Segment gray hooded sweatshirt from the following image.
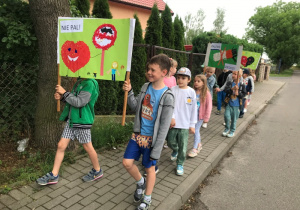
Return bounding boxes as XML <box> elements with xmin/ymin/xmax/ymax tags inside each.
<box><xmin>127</xmin><ymin>82</ymin><xmax>174</xmax><ymax>160</ymax></box>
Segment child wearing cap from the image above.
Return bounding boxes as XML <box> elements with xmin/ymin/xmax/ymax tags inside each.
<box><xmin>167</xmin><ymin>67</ymin><xmax>197</xmax><ymax>175</ymax></box>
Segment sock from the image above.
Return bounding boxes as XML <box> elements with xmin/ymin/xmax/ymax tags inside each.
<box><xmin>92</xmin><ymin>168</ymin><xmax>101</xmax><ymax>173</ymax></box>
<box><xmin>50</xmin><ymin>172</ymin><xmax>58</xmax><ymax>178</ymax></box>
<box><xmin>144</xmin><ymin>194</ymin><xmax>151</xmax><ymax>202</ymax></box>
<box><xmin>136</xmin><ymin>177</ymin><xmax>144</xmax><ymax>185</ymax></box>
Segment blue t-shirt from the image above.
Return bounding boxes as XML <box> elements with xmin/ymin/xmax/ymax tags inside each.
<box><xmin>141</xmin><ymin>84</ymin><xmax>168</xmax><ymax>136</ymax></box>
<box><xmin>229</xmin><ymin>82</ymin><xmax>240</xmax><ymax>107</ymax></box>
<box><xmin>111</xmin><ymin>69</ymin><xmax>117</xmax><ymax>74</ymax></box>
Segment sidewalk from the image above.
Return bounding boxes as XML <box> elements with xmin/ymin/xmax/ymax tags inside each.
<box><xmin>0</xmin><ymin>79</ymin><xmax>285</xmax><ymax>210</ymax></box>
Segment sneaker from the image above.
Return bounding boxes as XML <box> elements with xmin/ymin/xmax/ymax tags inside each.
<box><xmin>36</xmin><ymin>172</ymin><xmax>59</xmax><ymax>185</ymax></box>
<box><xmin>82</xmin><ymin>168</ymin><xmax>103</xmax><ymax>182</ymax></box>
<box><xmin>134</xmin><ymin>177</ymin><xmax>146</xmax><ymax>202</ymax></box>
<box><xmin>188</xmin><ymin>149</ymin><xmax>198</xmax><ymax>158</ymax></box>
<box><xmin>163</xmin><ymin>144</ymin><xmax>168</xmax><ymax>149</ymax></box>
<box><xmin>136</xmin><ymin>197</ymin><xmax>152</xmax><ymax>210</ymax></box>
<box><xmin>222</xmin><ymin>129</ymin><xmax>230</xmax><ymax>136</ymax></box>
<box><xmin>176</xmin><ymin>165</ymin><xmax>184</xmax><ymax>176</ymax></box>
<box><xmin>144</xmin><ymin>166</ymin><xmax>159</xmax><ymax>177</ymax></box>
<box><xmin>197</xmin><ymin>144</ymin><xmax>203</xmax><ymax>153</ymax></box>
<box><xmin>244</xmin><ymin>108</ymin><xmax>247</xmax><ymax>113</ymax></box>
<box><xmin>202</xmin><ymin>123</ymin><xmax>208</xmax><ymax>128</ymax></box>
<box><xmin>239</xmin><ymin>115</ymin><xmax>244</xmax><ymax>118</ymax></box>
<box><xmin>170</xmin><ymin>152</ymin><xmax>178</xmax><ymax>161</ymax></box>
<box><xmin>227</xmin><ymin>132</ymin><xmax>235</xmax><ymax>138</ymax></box>
<box><xmin>215</xmin><ymin>110</ymin><xmax>220</xmax><ymax>115</ymax></box>
<box><xmin>223</xmin><ymin>122</ymin><xmax>226</xmax><ymax>126</ymax></box>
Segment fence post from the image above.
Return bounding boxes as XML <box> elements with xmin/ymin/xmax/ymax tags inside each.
<box><xmin>188</xmin><ymin>52</ymin><xmax>193</xmax><ymax>72</ymax></box>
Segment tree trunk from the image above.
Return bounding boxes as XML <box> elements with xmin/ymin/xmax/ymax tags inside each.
<box><xmin>29</xmin><ymin>0</ymin><xmax>71</xmax><ymax>148</ymax></box>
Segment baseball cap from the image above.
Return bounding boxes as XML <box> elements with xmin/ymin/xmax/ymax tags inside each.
<box><xmin>176</xmin><ymin>67</ymin><xmax>191</xmax><ymax>78</ymax></box>
<box><xmin>243</xmin><ymin>69</ymin><xmax>250</xmax><ymax>75</ymax></box>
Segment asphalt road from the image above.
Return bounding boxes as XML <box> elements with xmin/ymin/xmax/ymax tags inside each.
<box><xmin>196</xmin><ymin>71</ymin><xmax>300</xmax><ymax>210</ymax></box>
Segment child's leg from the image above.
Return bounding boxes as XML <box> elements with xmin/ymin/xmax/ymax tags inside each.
<box><xmin>193</xmin><ymin>120</ymin><xmax>203</xmax><ymax>149</ymax></box>
<box><xmin>230</xmin><ymin>107</ymin><xmax>240</xmax><ymax>132</ymax></box>
<box><xmin>144</xmin><ymin>165</ymin><xmax>156</xmax><ymax>195</ymax></box>
<box><xmin>167</xmin><ymin>128</ymin><xmax>179</xmax><ymax>153</ymax></box>
<box><xmin>244</xmin><ymin>95</ymin><xmax>248</xmax><ymax>109</ymax></box>
<box><xmin>177</xmin><ymin>129</ymin><xmax>189</xmax><ymax>166</ymax></box>
<box><xmin>217</xmin><ymin>91</ymin><xmax>222</xmax><ymax>111</ymax></box>
<box><xmin>123</xmin><ymin>158</ymin><xmax>142</xmax><ymax>181</ymax></box>
<box><xmin>224</xmin><ymin>105</ymin><xmax>231</xmax><ymax>130</ymax></box>
<box><xmin>52</xmin><ymin>138</ymin><xmax>71</xmax><ymax>176</ymax></box>
<box><xmin>83</xmin><ymin>142</ymin><xmax>100</xmax><ymax>171</ymax></box>
<box><xmin>239</xmin><ymin>98</ymin><xmax>246</xmax><ymax>116</ymax></box>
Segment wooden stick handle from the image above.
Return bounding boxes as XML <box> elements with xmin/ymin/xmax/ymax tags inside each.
<box><xmin>121</xmin><ymin>71</ymin><xmax>131</xmax><ymax>126</ymax></box>
<box><xmin>57</xmin><ymin>64</ymin><xmax>61</xmax><ymax>112</ymax></box>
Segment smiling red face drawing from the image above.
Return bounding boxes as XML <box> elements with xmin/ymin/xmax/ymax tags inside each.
<box><xmin>61</xmin><ymin>41</ymin><xmax>90</xmax><ymax>73</ymax></box>
<box><xmin>92</xmin><ymin>24</ymin><xmax>117</xmax><ymax>50</ymax></box>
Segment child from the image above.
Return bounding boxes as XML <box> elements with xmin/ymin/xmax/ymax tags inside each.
<box><xmin>188</xmin><ymin>74</ymin><xmax>212</xmax><ymax>157</ymax></box>
<box><xmin>36</xmin><ymin>78</ymin><xmax>102</xmax><ymax>185</ymax></box>
<box><xmin>203</xmin><ymin>66</ymin><xmax>216</xmax><ymax>128</ymax></box>
<box><xmin>222</xmin><ymin>70</ymin><xmax>247</xmax><ymax>137</ymax></box>
<box><xmin>167</xmin><ymin>67</ymin><xmax>197</xmax><ymax>175</ymax></box>
<box><xmin>239</xmin><ymin>69</ymin><xmax>254</xmax><ymax>118</ymax></box>
<box><xmin>215</xmin><ymin>69</ymin><xmax>231</xmax><ymax>115</ymax></box>
<box><xmin>163</xmin><ymin>58</ymin><xmax>177</xmax><ymax>88</ymax></box>
<box><xmin>122</xmin><ymin>54</ymin><xmax>174</xmax><ymax>210</ymax></box>
<box><xmin>246</xmin><ymin>69</ymin><xmax>255</xmax><ymax>106</ymax></box>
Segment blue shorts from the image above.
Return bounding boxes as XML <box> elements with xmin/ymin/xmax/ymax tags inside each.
<box><xmin>123</xmin><ymin>133</ymin><xmax>157</xmax><ymax>168</ymax></box>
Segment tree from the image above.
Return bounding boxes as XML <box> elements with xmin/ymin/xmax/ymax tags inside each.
<box><xmin>184</xmin><ymin>9</ymin><xmax>205</xmax><ymax>44</ymax></box>
<box><xmin>161</xmin><ymin>4</ymin><xmax>174</xmax><ymax>49</ymax></box>
<box><xmin>145</xmin><ymin>3</ymin><xmax>162</xmax><ymax>46</ymax></box>
<box><xmin>246</xmin><ymin>1</ymin><xmax>300</xmax><ymax>69</ymax></box>
<box><xmin>173</xmin><ymin>15</ymin><xmax>186</xmax><ymax>67</ymax></box>
<box><xmin>74</xmin><ymin>0</ymin><xmax>90</xmax><ymax>16</ymax></box>
<box><xmin>212</xmin><ymin>8</ymin><xmax>227</xmax><ymax>35</ymax></box>
<box><xmin>92</xmin><ymin>0</ymin><xmax>112</xmax><ymax>19</ymax></box>
<box><xmin>29</xmin><ymin>0</ymin><xmax>71</xmax><ymax>148</ymax></box>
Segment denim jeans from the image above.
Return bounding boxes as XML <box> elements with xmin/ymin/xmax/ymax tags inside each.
<box><xmin>239</xmin><ymin>98</ymin><xmax>246</xmax><ymax>116</ymax></box>
<box><xmin>224</xmin><ymin>105</ymin><xmax>239</xmax><ymax>132</ymax></box>
<box><xmin>193</xmin><ymin>120</ymin><xmax>204</xmax><ymax>149</ymax></box>
<box><xmin>217</xmin><ymin>91</ymin><xmax>226</xmax><ymax>111</ymax></box>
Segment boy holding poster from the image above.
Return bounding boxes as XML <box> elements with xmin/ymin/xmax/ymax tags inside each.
<box><xmin>36</xmin><ymin>78</ymin><xmax>102</xmax><ymax>185</ymax></box>
<box><xmin>122</xmin><ymin>54</ymin><xmax>174</xmax><ymax>209</ymax></box>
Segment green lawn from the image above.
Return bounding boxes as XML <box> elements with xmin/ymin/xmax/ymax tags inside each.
<box><xmin>270</xmin><ymin>69</ymin><xmax>294</xmax><ymax>77</ymax></box>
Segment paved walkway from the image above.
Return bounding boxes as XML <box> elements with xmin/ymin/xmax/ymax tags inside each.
<box><xmin>0</xmin><ymin>79</ymin><xmax>285</xmax><ymax>210</ymax></box>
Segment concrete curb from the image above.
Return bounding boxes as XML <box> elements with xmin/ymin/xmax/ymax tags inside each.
<box><xmin>156</xmin><ymin>81</ymin><xmax>285</xmax><ymax>210</ymax></box>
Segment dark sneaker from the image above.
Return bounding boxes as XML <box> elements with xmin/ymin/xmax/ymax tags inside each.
<box><xmin>239</xmin><ymin>115</ymin><xmax>244</xmax><ymax>118</ymax></box>
<box><xmin>36</xmin><ymin>172</ymin><xmax>59</xmax><ymax>185</ymax></box>
<box><xmin>82</xmin><ymin>168</ymin><xmax>103</xmax><ymax>182</ymax></box>
<box><xmin>136</xmin><ymin>197</ymin><xmax>152</xmax><ymax>210</ymax></box>
<box><xmin>144</xmin><ymin>165</ymin><xmax>159</xmax><ymax>177</ymax></box>
<box><xmin>134</xmin><ymin>177</ymin><xmax>146</xmax><ymax>202</ymax></box>
<box><xmin>215</xmin><ymin>110</ymin><xmax>220</xmax><ymax>115</ymax></box>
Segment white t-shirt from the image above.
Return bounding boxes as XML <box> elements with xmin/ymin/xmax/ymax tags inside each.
<box><xmin>171</xmin><ymin>86</ymin><xmax>197</xmax><ymax>129</ymax></box>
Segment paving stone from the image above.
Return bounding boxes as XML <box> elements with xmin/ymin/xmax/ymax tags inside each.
<box><xmin>8</xmin><ymin>196</ymin><xmax>33</xmax><ymax>209</ymax></box>
<box><xmin>62</xmin><ymin>186</ymin><xmax>82</xmax><ymax>198</ymax></box>
<box><xmin>110</xmin><ymin>192</ymin><xmax>129</xmax><ymax>204</ymax></box>
<box><xmin>106</xmin><ymin>160</ymin><xmax>119</xmax><ymax>168</ymax></box>
<box><xmin>48</xmin><ymin>186</ymin><xmax>69</xmax><ymax>198</ymax></box>
<box><xmin>110</xmin><ymin>184</ymin><xmax>127</xmax><ymax>195</ymax></box>
<box><xmin>78</xmin><ymin>186</ymin><xmax>97</xmax><ymax>198</ymax></box>
<box><xmin>31</xmin><ymin>186</ymin><xmax>53</xmax><ymax>200</ymax></box>
<box><xmin>95</xmin><ymin>185</ymin><xmax>113</xmax><ymax>196</ymax></box>
<box><xmin>79</xmin><ymin>193</ymin><xmax>98</xmax><ymax>206</ymax></box>
<box><xmin>108</xmin><ymin>178</ymin><xmax>124</xmax><ymax>187</ymax></box>
<box><xmin>43</xmin><ymin>195</ymin><xmax>66</xmax><ymax>209</ymax></box>
<box><xmin>155</xmin><ymin>183</ymin><xmax>173</xmax><ymax>193</ymax></box>
<box><xmin>48</xmin><ymin>179</ymin><xmax>70</xmax><ymax>190</ymax></box>
<box><xmin>27</xmin><ymin>195</ymin><xmax>51</xmax><ymax>209</ymax></box>
<box><xmin>61</xmin><ymin>194</ymin><xmax>82</xmax><ymax>208</ymax></box>
<box><xmin>19</xmin><ymin>186</ymin><xmax>35</xmax><ymax>196</ymax></box>
<box><xmin>98</xmin><ymin>192</ymin><xmax>115</xmax><ymax>204</ymax></box>
<box><xmin>126</xmin><ymin>204</ymin><xmax>136</xmax><ymax>210</ymax></box>
<box><xmin>106</xmin><ymin>172</ymin><xmax>122</xmax><ymax>181</ymax></box>
<box><xmin>66</xmin><ymin>171</ymin><xmax>84</xmax><ymax>182</ymax></box>
<box><xmin>70</xmin><ymin>163</ymin><xmax>85</xmax><ymax>171</ymax></box>
<box><xmin>65</xmin><ymin>179</ymin><xmax>83</xmax><ymax>189</ymax></box>
<box><xmin>111</xmin><ymin>201</ymin><xmax>131</xmax><ymax>210</ymax></box>
<box><xmin>105</xmin><ymin>166</ymin><xmax>120</xmax><ymax>175</ymax></box>
<box><xmin>122</xmin><ymin>177</ymin><xmax>135</xmax><ymax>186</ymax></box>
<box><xmin>82</xmin><ymin>201</ymin><xmax>101</xmax><ymax>210</ymax></box>
<box><xmin>77</xmin><ymin>159</ymin><xmax>90</xmax><ymax>167</ymax></box>
<box><xmin>18</xmin><ymin>206</ymin><xmax>31</xmax><ymax>210</ymax></box>
<box><xmin>98</xmin><ymin>201</ymin><xmax>116</xmax><ymax>210</ymax></box>
<box><xmin>159</xmin><ymin>180</ymin><xmax>177</xmax><ymax>189</ymax></box>
<box><xmin>35</xmin><ymin>206</ymin><xmax>47</xmax><ymax>210</ymax></box>
<box><xmin>123</xmin><ymin>184</ymin><xmax>135</xmax><ymax>195</ymax></box>
<box><xmin>151</xmin><ymin>193</ymin><xmax>166</xmax><ymax>202</ymax></box>
<box><xmin>0</xmin><ymin>194</ymin><xmax>17</xmax><ymax>206</ymax></box>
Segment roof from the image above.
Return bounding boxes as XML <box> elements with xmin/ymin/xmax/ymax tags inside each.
<box><xmin>109</xmin><ymin>0</ymin><xmax>173</xmax><ymax>13</ymax></box>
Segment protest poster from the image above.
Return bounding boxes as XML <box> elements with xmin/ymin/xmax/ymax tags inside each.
<box><xmin>241</xmin><ymin>51</ymin><xmax>261</xmax><ymax>69</ymax></box>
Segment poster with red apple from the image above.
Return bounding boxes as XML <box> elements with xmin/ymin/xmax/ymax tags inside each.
<box><xmin>241</xmin><ymin>51</ymin><xmax>261</xmax><ymax>70</ymax></box>
<box><xmin>57</xmin><ymin>17</ymin><xmax>135</xmax><ymax>81</ymax></box>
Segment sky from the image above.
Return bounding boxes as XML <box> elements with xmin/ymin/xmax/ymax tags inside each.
<box><xmin>165</xmin><ymin>0</ymin><xmax>295</xmax><ymax>38</ymax></box>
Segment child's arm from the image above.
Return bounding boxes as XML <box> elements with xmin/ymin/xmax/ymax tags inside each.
<box><xmin>203</xmin><ymin>92</ymin><xmax>212</xmax><ymax>123</ymax></box>
<box><xmin>213</xmin><ymin>74</ymin><xmax>219</xmax><ymax>89</ymax></box>
<box><xmin>123</xmin><ymin>80</ymin><xmax>145</xmax><ymax>112</ymax></box>
<box><xmin>249</xmin><ymin>76</ymin><xmax>254</xmax><ymax>93</ymax></box>
<box><xmin>189</xmin><ymin>92</ymin><xmax>197</xmax><ymax>134</ymax></box>
<box><xmin>150</xmin><ymin>93</ymin><xmax>175</xmax><ymax>160</ymax></box>
<box><xmin>57</xmin><ymin>85</ymin><xmax>91</xmax><ymax>108</ymax></box>
<box><xmin>207</xmin><ymin>77</ymin><xmax>215</xmax><ymax>92</ymax></box>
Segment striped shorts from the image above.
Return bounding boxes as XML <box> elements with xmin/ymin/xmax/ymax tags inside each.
<box><xmin>61</xmin><ymin>121</ymin><xmax>91</xmax><ymax>144</ymax></box>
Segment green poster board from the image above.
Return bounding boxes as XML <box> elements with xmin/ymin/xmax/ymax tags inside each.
<box><xmin>241</xmin><ymin>51</ymin><xmax>261</xmax><ymax>69</ymax></box>
<box><xmin>57</xmin><ymin>17</ymin><xmax>135</xmax><ymax>81</ymax></box>
<box><xmin>204</xmin><ymin>43</ymin><xmax>243</xmax><ymax>71</ymax></box>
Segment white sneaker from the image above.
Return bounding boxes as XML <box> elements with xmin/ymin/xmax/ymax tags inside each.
<box><xmin>247</xmin><ymin>102</ymin><xmax>250</xmax><ymax>105</ymax></box>
<box><xmin>223</xmin><ymin>122</ymin><xmax>226</xmax><ymax>126</ymax></box>
<box><xmin>244</xmin><ymin>108</ymin><xmax>247</xmax><ymax>113</ymax></box>
<box><xmin>202</xmin><ymin>123</ymin><xmax>208</xmax><ymax>128</ymax></box>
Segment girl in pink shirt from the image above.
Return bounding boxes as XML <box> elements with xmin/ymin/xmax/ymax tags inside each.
<box><xmin>188</xmin><ymin>74</ymin><xmax>212</xmax><ymax>157</ymax></box>
<box><xmin>163</xmin><ymin>58</ymin><xmax>177</xmax><ymax>88</ymax></box>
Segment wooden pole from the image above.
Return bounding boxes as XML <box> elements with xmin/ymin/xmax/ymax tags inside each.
<box><xmin>121</xmin><ymin>71</ymin><xmax>131</xmax><ymax>126</ymax></box>
<box><xmin>57</xmin><ymin>64</ymin><xmax>61</xmax><ymax>112</ymax></box>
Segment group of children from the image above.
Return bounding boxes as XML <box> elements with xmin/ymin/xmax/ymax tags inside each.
<box><xmin>36</xmin><ymin>53</ymin><xmax>255</xmax><ymax>210</ymax></box>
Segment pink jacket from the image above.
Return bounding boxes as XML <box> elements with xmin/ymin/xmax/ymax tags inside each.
<box><xmin>198</xmin><ymin>90</ymin><xmax>212</xmax><ymax>122</ymax></box>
